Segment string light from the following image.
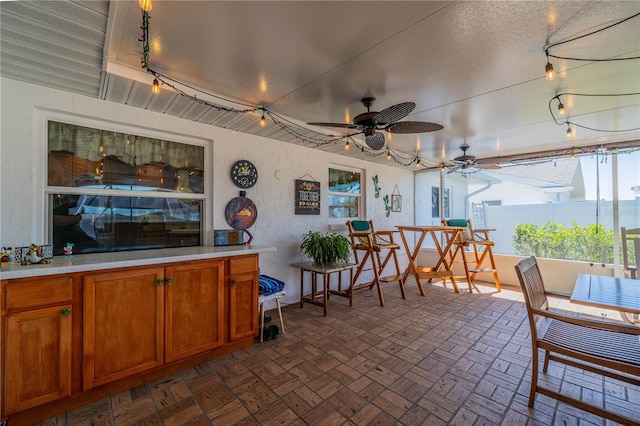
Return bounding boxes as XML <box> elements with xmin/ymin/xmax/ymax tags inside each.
<box><xmin>545</xmin><ymin>51</ymin><xmax>555</xmax><ymax>81</ymax></box>
<box><xmin>139</xmin><ymin>0</ymin><xmax>152</xmax><ymax>12</ymax></box>
<box><xmin>548</xmin><ymin>92</ymin><xmax>640</xmax><ymax>135</ymax></box>
<box><xmin>544</xmin><ymin>12</ymin><xmax>640</xmax><ymax>64</ymax></box>
<box><xmin>136</xmin><ymin>4</ymin><xmax>439</xmax><ymax>169</ymax></box>
<box><xmin>566</xmin><ymin>123</ymin><xmax>572</xmax><ymax>138</ymax></box>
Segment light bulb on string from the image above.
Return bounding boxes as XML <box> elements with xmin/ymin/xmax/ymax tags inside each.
<box><xmin>152</xmin><ymin>78</ymin><xmax>160</xmax><ymax>95</ymax></box>
<box><xmin>545</xmin><ymin>51</ymin><xmax>555</xmax><ymax>81</ymax></box>
<box><xmin>345</xmin><ymin>140</ymin><xmax>350</xmax><ymax>150</ymax></box>
<box><xmin>260</xmin><ymin>114</ymin><xmax>266</xmax><ymax>127</ymax></box>
<box><xmin>558</xmin><ymin>101</ymin><xmax>565</xmax><ymax>115</ymax></box>
<box><xmin>139</xmin><ymin>0</ymin><xmax>152</xmax><ymax>12</ymax></box>
<box><xmin>386</xmin><ymin>149</ymin><xmax>391</xmax><ymax>160</ymax></box>
<box><xmin>566</xmin><ymin>123</ymin><xmax>572</xmax><ymax>138</ymax></box>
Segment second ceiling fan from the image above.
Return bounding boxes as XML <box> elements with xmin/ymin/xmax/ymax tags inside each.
<box><xmin>448</xmin><ymin>142</ymin><xmax>500</xmax><ymax>173</ymax></box>
<box><xmin>308</xmin><ymin>96</ymin><xmax>443</xmax><ymax>150</ymax></box>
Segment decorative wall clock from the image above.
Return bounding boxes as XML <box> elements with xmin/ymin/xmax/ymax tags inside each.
<box><xmin>230</xmin><ymin>160</ymin><xmax>258</xmax><ymax>188</ymax></box>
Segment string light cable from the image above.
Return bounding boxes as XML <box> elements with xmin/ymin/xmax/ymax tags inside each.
<box><xmin>544</xmin><ymin>12</ymin><xmax>640</xmax><ymax>63</ymax></box>
<box><xmin>548</xmin><ymin>92</ymin><xmax>640</xmax><ymax>133</ymax></box>
<box><xmin>138</xmin><ymin>4</ymin><xmax>435</xmax><ymax>167</ymax></box>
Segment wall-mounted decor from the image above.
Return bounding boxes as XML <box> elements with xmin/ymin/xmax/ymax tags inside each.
<box><xmin>295</xmin><ymin>178</ymin><xmax>320</xmax><ymax>215</ymax></box>
<box><xmin>231</xmin><ymin>160</ymin><xmax>258</xmax><ymax>189</ymax></box>
<box><xmin>372</xmin><ymin>175</ymin><xmax>381</xmax><ymax>198</ymax></box>
<box><xmin>225</xmin><ymin>191</ymin><xmax>257</xmax><ymax>244</ymax></box>
<box><xmin>383</xmin><ymin>195</ymin><xmax>391</xmax><ymax>217</ymax></box>
<box><xmin>391</xmin><ymin>185</ymin><xmax>402</xmax><ymax>212</ymax></box>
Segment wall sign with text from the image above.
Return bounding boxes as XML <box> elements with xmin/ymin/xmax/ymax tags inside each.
<box><xmin>295</xmin><ymin>180</ymin><xmax>320</xmax><ymax>215</ymax></box>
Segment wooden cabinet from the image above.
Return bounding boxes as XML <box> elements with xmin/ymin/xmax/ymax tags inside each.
<box><xmin>83</xmin><ymin>267</ymin><xmax>165</xmax><ymax>390</ymax></box>
<box><xmin>228</xmin><ymin>255</ymin><xmax>259</xmax><ymax>341</ymax></box>
<box><xmin>165</xmin><ymin>259</ymin><xmax>225</xmax><ymax>362</ymax></box>
<box><xmin>3</xmin><ymin>276</ymin><xmax>73</xmax><ymax>415</ymax></box>
<box><xmin>2</xmin><ymin>252</ymin><xmax>261</xmax><ymax>421</ymax></box>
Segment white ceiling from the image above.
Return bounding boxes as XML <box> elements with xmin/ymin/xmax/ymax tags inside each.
<box><xmin>2</xmin><ymin>1</ymin><xmax>639</xmax><ymax>169</ymax></box>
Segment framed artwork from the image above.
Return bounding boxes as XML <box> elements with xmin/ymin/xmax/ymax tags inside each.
<box><xmin>295</xmin><ymin>179</ymin><xmax>320</xmax><ymax>215</ymax></box>
<box><xmin>391</xmin><ymin>194</ymin><xmax>402</xmax><ymax>212</ymax></box>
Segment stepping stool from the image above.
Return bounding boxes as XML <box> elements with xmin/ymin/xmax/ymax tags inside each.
<box><xmin>258</xmin><ymin>290</ymin><xmax>286</xmax><ymax>342</ymax></box>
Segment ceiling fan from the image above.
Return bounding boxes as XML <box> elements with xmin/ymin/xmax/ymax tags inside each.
<box><xmin>448</xmin><ymin>143</ymin><xmax>500</xmax><ymax>173</ymax></box>
<box><xmin>308</xmin><ymin>96</ymin><xmax>443</xmax><ymax>150</ymax></box>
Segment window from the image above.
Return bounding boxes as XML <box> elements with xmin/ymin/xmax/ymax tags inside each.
<box><xmin>47</xmin><ymin>121</ymin><xmax>205</xmax><ymax>255</ymax></box>
<box><xmin>328</xmin><ymin>167</ymin><xmax>362</xmax><ymax>220</ymax></box>
<box><xmin>431</xmin><ymin>186</ymin><xmax>450</xmax><ymax>218</ymax></box>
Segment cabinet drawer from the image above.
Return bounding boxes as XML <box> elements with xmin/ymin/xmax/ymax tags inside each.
<box><xmin>228</xmin><ymin>255</ymin><xmax>258</xmax><ymax>275</ymax></box>
<box><xmin>6</xmin><ymin>276</ymin><xmax>73</xmax><ymax>310</ymax></box>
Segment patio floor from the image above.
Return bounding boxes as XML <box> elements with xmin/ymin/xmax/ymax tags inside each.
<box><xmin>36</xmin><ymin>278</ymin><xmax>639</xmax><ymax>425</ymax></box>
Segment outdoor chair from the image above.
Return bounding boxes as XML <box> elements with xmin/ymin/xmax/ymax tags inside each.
<box><xmin>621</xmin><ymin>227</ymin><xmax>639</xmax><ymax>279</ymax></box>
<box><xmin>441</xmin><ymin>218</ymin><xmax>500</xmax><ymax>292</ymax></box>
<box><xmin>514</xmin><ymin>257</ymin><xmax>640</xmax><ymax>425</ymax></box>
<box><xmin>346</xmin><ymin>220</ymin><xmax>405</xmax><ymax>306</ymax></box>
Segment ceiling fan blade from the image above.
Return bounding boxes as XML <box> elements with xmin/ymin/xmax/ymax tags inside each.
<box><xmin>373</xmin><ymin>102</ymin><xmax>415</xmax><ymax>125</ymax></box>
<box><xmin>475</xmin><ymin>163</ymin><xmax>501</xmax><ymax>170</ymax></box>
<box><xmin>365</xmin><ymin>132</ymin><xmax>385</xmax><ymax>150</ymax></box>
<box><xmin>307</xmin><ymin>122</ymin><xmax>358</xmax><ymax>129</ymax></box>
<box><xmin>385</xmin><ymin>121</ymin><xmax>444</xmax><ymax>134</ymax></box>
<box><xmin>454</xmin><ymin>154</ymin><xmax>476</xmax><ymax>163</ymax></box>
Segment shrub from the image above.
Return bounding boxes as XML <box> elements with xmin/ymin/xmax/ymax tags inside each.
<box><xmin>512</xmin><ymin>221</ymin><xmax>614</xmax><ymax>263</ymax></box>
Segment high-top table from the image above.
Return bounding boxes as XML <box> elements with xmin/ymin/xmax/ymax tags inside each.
<box><xmin>396</xmin><ymin>225</ymin><xmax>466</xmax><ymax>294</ymax></box>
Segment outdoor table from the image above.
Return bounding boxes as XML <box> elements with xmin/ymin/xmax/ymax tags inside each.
<box><xmin>396</xmin><ymin>225</ymin><xmax>466</xmax><ymax>294</ymax></box>
<box><xmin>570</xmin><ymin>274</ymin><xmax>640</xmax><ymax>324</ymax></box>
<box><xmin>292</xmin><ymin>261</ymin><xmax>357</xmax><ymax>316</ymax></box>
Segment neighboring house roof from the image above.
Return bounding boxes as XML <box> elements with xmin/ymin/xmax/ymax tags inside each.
<box><xmin>484</xmin><ymin>160</ymin><xmax>580</xmax><ymax>188</ymax></box>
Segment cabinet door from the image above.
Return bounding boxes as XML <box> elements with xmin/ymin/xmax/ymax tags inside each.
<box><xmin>228</xmin><ymin>272</ymin><xmax>259</xmax><ymax>341</ymax></box>
<box><xmin>4</xmin><ymin>305</ymin><xmax>72</xmax><ymax>414</ymax></box>
<box><xmin>165</xmin><ymin>260</ymin><xmax>225</xmax><ymax>362</ymax></box>
<box><xmin>83</xmin><ymin>267</ymin><xmax>164</xmax><ymax>390</ymax></box>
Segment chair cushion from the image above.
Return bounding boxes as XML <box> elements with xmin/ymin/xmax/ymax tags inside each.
<box><xmin>258</xmin><ymin>274</ymin><xmax>285</xmax><ymax>295</ymax></box>
<box><xmin>351</xmin><ymin>220</ymin><xmax>371</xmax><ymax>231</ymax></box>
<box><xmin>446</xmin><ymin>219</ymin><xmax>473</xmax><ymax>242</ymax></box>
<box><xmin>446</xmin><ymin>219</ymin><xmax>468</xmax><ymax>228</ymax></box>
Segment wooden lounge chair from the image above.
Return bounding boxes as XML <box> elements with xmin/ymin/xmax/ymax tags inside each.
<box><xmin>514</xmin><ymin>257</ymin><xmax>640</xmax><ymax>425</ymax></box>
<box><xmin>347</xmin><ymin>220</ymin><xmax>405</xmax><ymax>306</ymax></box>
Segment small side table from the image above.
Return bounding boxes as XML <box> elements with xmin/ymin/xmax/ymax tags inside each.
<box><xmin>292</xmin><ymin>261</ymin><xmax>357</xmax><ymax>316</ymax></box>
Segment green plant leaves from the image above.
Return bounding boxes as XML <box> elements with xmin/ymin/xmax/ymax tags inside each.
<box><xmin>300</xmin><ymin>231</ymin><xmax>351</xmax><ymax>265</ymax></box>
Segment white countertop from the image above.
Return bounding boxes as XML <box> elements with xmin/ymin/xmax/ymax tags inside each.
<box><xmin>0</xmin><ymin>245</ymin><xmax>277</xmax><ymax>280</ymax></box>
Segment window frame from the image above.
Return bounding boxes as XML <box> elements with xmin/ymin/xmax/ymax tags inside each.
<box><xmin>35</xmin><ymin>110</ymin><xmax>212</xmax><ymax>248</ymax></box>
<box><xmin>327</xmin><ymin>165</ymin><xmax>364</xmax><ymax>223</ymax></box>
<box><xmin>431</xmin><ymin>185</ymin><xmax>451</xmax><ymax>218</ymax></box>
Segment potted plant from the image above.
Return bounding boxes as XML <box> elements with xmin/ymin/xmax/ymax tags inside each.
<box><xmin>300</xmin><ymin>231</ymin><xmax>351</xmax><ymax>266</ymax></box>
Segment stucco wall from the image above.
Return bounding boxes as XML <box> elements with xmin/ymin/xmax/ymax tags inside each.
<box><xmin>0</xmin><ymin>78</ymin><xmax>414</xmax><ymax>307</ymax></box>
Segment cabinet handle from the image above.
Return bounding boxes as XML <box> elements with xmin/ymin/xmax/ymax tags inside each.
<box><xmin>231</xmin><ymin>279</ymin><xmax>237</xmax><ymax>286</ymax></box>
<box><xmin>157</xmin><ymin>278</ymin><xmax>164</xmax><ymax>286</ymax></box>
<box><xmin>61</xmin><ymin>308</ymin><xmax>72</xmax><ymax>316</ymax></box>
<box><xmin>165</xmin><ymin>278</ymin><xmax>173</xmax><ymax>285</ymax></box>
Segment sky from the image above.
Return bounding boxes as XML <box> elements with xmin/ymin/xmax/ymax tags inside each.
<box><xmin>580</xmin><ymin>150</ymin><xmax>640</xmax><ymax>200</ymax></box>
